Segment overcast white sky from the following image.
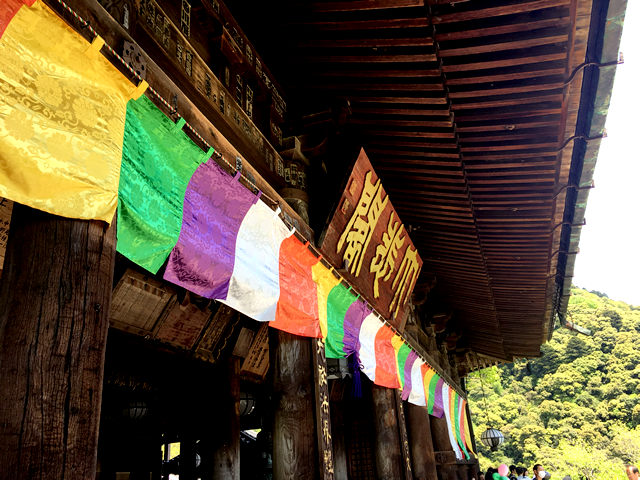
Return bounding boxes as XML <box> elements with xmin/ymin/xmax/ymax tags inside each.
<box><xmin>572</xmin><ymin>0</ymin><xmax>640</xmax><ymax>306</ymax></box>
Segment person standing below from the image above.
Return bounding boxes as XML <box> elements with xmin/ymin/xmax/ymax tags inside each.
<box><xmin>626</xmin><ymin>465</ymin><xmax>639</xmax><ymax>480</ymax></box>
<box><xmin>510</xmin><ymin>465</ymin><xmax>518</xmax><ymax>480</ymax></box>
<box><xmin>533</xmin><ymin>464</ymin><xmax>546</xmax><ymax>480</ymax></box>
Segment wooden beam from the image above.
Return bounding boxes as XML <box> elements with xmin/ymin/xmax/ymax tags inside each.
<box><xmin>308</xmin><ymin>83</ymin><xmax>445</xmax><ymax>91</ymax></box>
<box><xmin>312</xmin><ymin>68</ymin><xmax>441</xmax><ymax>77</ymax></box>
<box><xmin>449</xmin><ymin>83</ymin><xmax>563</xmax><ymax>99</ymax></box>
<box><xmin>304</xmin><ymin>0</ymin><xmax>425</xmax><ymax>12</ymax></box>
<box><xmin>432</xmin><ymin>0</ymin><xmax>571</xmax><ymax>24</ymax></box>
<box><xmin>298</xmin><ymin>38</ymin><xmax>434</xmax><ymax>48</ymax></box>
<box><xmin>451</xmin><ymin>94</ymin><xmax>563</xmax><ymax>110</ymax></box>
<box><xmin>446</xmin><ymin>67</ymin><xmax>565</xmax><ymax>85</ymax></box>
<box><xmin>344</xmin><ymin>96</ymin><xmax>449</xmax><ymax>105</ymax></box>
<box><xmin>288</xmin><ymin>54</ymin><xmax>438</xmax><ymax>63</ymax></box>
<box><xmin>439</xmin><ymin>35</ymin><xmax>569</xmax><ymax>57</ymax></box>
<box><xmin>435</xmin><ymin>17</ymin><xmax>571</xmax><ymax>42</ymax></box>
<box><xmin>442</xmin><ymin>53</ymin><xmax>567</xmax><ymax>73</ymax></box>
<box><xmin>279</xmin><ymin>18</ymin><xmax>430</xmax><ymax>30</ymax></box>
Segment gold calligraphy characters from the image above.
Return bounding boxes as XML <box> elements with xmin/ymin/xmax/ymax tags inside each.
<box><xmin>337</xmin><ymin>169</ymin><xmax>421</xmax><ymax>318</ymax></box>
<box><xmin>337</xmin><ymin>171</ymin><xmax>389</xmax><ymax>277</ymax></box>
<box><xmin>370</xmin><ymin>212</ymin><xmax>405</xmax><ymax>298</ymax></box>
<box><xmin>318</xmin><ymin>365</ymin><xmax>328</xmax><ymax>387</ymax></box>
<box><xmin>389</xmin><ymin>245</ymin><xmax>420</xmax><ymax>318</ymax></box>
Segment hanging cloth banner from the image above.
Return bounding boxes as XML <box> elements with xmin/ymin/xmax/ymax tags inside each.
<box><xmin>117</xmin><ymin>96</ymin><xmax>207</xmax><ymax>273</ymax></box>
<box><xmin>391</xmin><ymin>334</ymin><xmax>411</xmax><ymax>392</ymax></box>
<box><xmin>326</xmin><ymin>292</ymin><xmax>371</xmax><ymax>359</ymax></box>
<box><xmin>453</xmin><ymin>390</ymin><xmax>470</xmax><ymax>459</ymax></box>
<box><xmin>220</xmin><ymin>200</ymin><xmax>293</xmax><ymax>321</ymax></box>
<box><xmin>408</xmin><ymin>359</ymin><xmax>427</xmax><ymax>406</ymax></box>
<box><xmin>357</xmin><ymin>313</ymin><xmax>385</xmax><ymax>383</ymax></box>
<box><xmin>164</xmin><ymin>160</ymin><xmax>295</xmax><ymax>321</ymax></box>
<box><xmin>325</xmin><ymin>283</ymin><xmax>358</xmax><ymax>358</ymax></box>
<box><xmin>371</xmin><ymin>324</ymin><xmax>402</xmax><ymax>389</ymax></box>
<box><xmin>312</xmin><ymin>263</ymin><xmax>342</xmax><ymax>338</ymax></box>
<box><xmin>401</xmin><ymin>350</ymin><xmax>419</xmax><ymax>401</ymax></box>
<box><xmin>442</xmin><ymin>383</ymin><xmax>464</xmax><ymax>460</ymax></box>
<box><xmin>463</xmin><ymin>399</ymin><xmax>476</xmax><ymax>456</ymax></box>
<box><xmin>0</xmin><ymin>1</ymin><xmax>141</xmax><ymax>223</ymax></box>
<box><xmin>164</xmin><ymin>159</ymin><xmax>258</xmax><ymax>298</ymax></box>
<box><xmin>270</xmin><ymin>236</ymin><xmax>323</xmax><ymax>338</ymax></box>
<box><xmin>165</xmin><ymin>159</ymin><xmax>329</xmax><ymax>327</ymax></box>
<box><xmin>432</xmin><ymin>376</ymin><xmax>446</xmax><ymax>418</ymax></box>
<box><xmin>0</xmin><ymin>0</ymin><xmax>472</xmax><ymax>423</ymax></box>
<box><xmin>0</xmin><ymin>0</ymin><xmax>35</xmax><ymax>40</ymax></box>
<box><xmin>456</xmin><ymin>394</ymin><xmax>471</xmax><ymax>459</ymax></box>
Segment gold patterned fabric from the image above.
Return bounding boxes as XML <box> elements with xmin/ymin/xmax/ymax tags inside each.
<box><xmin>0</xmin><ymin>1</ymin><xmax>135</xmax><ymax>223</ymax></box>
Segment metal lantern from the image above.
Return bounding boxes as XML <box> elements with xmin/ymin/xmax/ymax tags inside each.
<box><xmin>239</xmin><ymin>391</ymin><xmax>256</xmax><ymax>416</ymax></box>
<box><xmin>480</xmin><ymin>428</ymin><xmax>504</xmax><ymax>451</ymax></box>
<box><xmin>122</xmin><ymin>400</ymin><xmax>148</xmax><ymax>420</ymax></box>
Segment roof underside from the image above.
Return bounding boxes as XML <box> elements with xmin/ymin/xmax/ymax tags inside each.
<box><xmin>229</xmin><ymin>0</ymin><xmax>618</xmax><ymax>359</ymax></box>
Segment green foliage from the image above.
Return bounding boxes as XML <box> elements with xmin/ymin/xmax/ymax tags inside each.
<box><xmin>468</xmin><ymin>287</ymin><xmax>640</xmax><ymax>479</ymax></box>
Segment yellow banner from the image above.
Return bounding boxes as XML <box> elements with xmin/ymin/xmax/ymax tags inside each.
<box><xmin>0</xmin><ymin>1</ymin><xmax>134</xmax><ymax>223</ymax></box>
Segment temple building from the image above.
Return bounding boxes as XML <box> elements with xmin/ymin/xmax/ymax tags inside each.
<box><xmin>0</xmin><ymin>0</ymin><xmax>626</xmax><ymax>478</ymax></box>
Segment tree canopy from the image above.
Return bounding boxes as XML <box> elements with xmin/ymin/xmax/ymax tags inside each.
<box><xmin>467</xmin><ymin>287</ymin><xmax>640</xmax><ymax>480</ymax></box>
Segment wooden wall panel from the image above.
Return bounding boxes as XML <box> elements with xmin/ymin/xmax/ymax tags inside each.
<box><xmin>110</xmin><ymin>269</ymin><xmax>175</xmax><ymax>336</ymax></box>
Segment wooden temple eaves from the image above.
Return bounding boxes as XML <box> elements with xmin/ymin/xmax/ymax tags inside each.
<box><xmin>0</xmin><ymin>0</ymin><xmax>626</xmax><ymax>479</ymax></box>
<box><xmin>229</xmin><ymin>0</ymin><xmax>623</xmax><ymax>361</ymax></box>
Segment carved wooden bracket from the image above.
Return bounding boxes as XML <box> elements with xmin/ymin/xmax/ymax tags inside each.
<box><xmin>431</xmin><ymin>310</ymin><xmax>452</xmax><ymax>334</ymax></box>
<box><xmin>435</xmin><ymin>451</ymin><xmax>457</xmax><ymax>465</ymax></box>
<box><xmin>445</xmin><ymin>332</ymin><xmax>462</xmax><ymax>351</ymax></box>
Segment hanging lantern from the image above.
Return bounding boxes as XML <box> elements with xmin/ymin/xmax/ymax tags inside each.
<box><xmin>239</xmin><ymin>391</ymin><xmax>256</xmax><ymax>416</ymax></box>
<box><xmin>122</xmin><ymin>400</ymin><xmax>148</xmax><ymax>420</ymax></box>
<box><xmin>480</xmin><ymin>428</ymin><xmax>504</xmax><ymax>451</ymax></box>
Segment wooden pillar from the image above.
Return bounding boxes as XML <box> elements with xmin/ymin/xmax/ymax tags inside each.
<box><xmin>371</xmin><ymin>384</ymin><xmax>404</xmax><ymax>479</ymax></box>
<box><xmin>0</xmin><ymin>205</ymin><xmax>116</xmax><ymax>479</ymax></box>
<box><xmin>212</xmin><ymin>356</ymin><xmax>240</xmax><ymax>479</ymax></box>
<box><xmin>270</xmin><ymin>329</ymin><xmax>317</xmax><ymax>480</ymax></box>
<box><xmin>396</xmin><ymin>393</ymin><xmax>414</xmax><ymax>480</ymax></box>
<box><xmin>430</xmin><ymin>415</ymin><xmax>457</xmax><ymax>480</ymax></box>
<box><xmin>407</xmin><ymin>403</ymin><xmax>438</xmax><ymax>480</ymax></box>
<box><xmin>329</xmin><ymin>381</ymin><xmax>348</xmax><ymax>479</ymax></box>
<box><xmin>312</xmin><ymin>338</ymin><xmax>335</xmax><ymax>480</ymax></box>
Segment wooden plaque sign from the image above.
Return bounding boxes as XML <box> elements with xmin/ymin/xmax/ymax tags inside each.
<box><xmin>319</xmin><ymin>149</ymin><xmax>422</xmax><ymax>328</ymax></box>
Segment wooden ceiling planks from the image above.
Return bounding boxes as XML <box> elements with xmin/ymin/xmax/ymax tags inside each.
<box><xmin>230</xmin><ymin>0</ymin><xmax>593</xmax><ymax>360</ymax></box>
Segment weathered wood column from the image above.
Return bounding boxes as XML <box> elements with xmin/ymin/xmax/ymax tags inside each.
<box><xmin>371</xmin><ymin>384</ymin><xmax>405</xmax><ymax>479</ymax></box>
<box><xmin>407</xmin><ymin>403</ymin><xmax>438</xmax><ymax>480</ymax></box>
<box><xmin>0</xmin><ymin>204</ymin><xmax>117</xmax><ymax>479</ymax></box>
<box><xmin>430</xmin><ymin>414</ymin><xmax>457</xmax><ymax>480</ymax></box>
<box><xmin>211</xmin><ymin>356</ymin><xmax>240</xmax><ymax>479</ymax></box>
<box><xmin>270</xmin><ymin>330</ymin><xmax>317</xmax><ymax>480</ymax></box>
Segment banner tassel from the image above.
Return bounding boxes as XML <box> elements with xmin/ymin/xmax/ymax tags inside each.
<box><xmin>350</xmin><ymin>353</ymin><xmax>363</xmax><ymax>398</ymax></box>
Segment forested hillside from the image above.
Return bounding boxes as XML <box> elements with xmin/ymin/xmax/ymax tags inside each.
<box><xmin>467</xmin><ymin>287</ymin><xmax>640</xmax><ymax>480</ymax></box>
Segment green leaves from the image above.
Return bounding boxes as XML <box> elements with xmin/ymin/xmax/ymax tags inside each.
<box><xmin>468</xmin><ymin>287</ymin><xmax>640</xmax><ymax>476</ymax></box>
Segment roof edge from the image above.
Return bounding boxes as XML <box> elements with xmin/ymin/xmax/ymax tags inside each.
<box><xmin>553</xmin><ymin>0</ymin><xmax>627</xmax><ymax>337</ymax></box>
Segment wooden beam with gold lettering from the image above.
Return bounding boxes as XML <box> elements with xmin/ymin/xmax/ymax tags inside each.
<box><xmin>318</xmin><ymin>148</ymin><xmax>423</xmax><ymax>328</ymax></box>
